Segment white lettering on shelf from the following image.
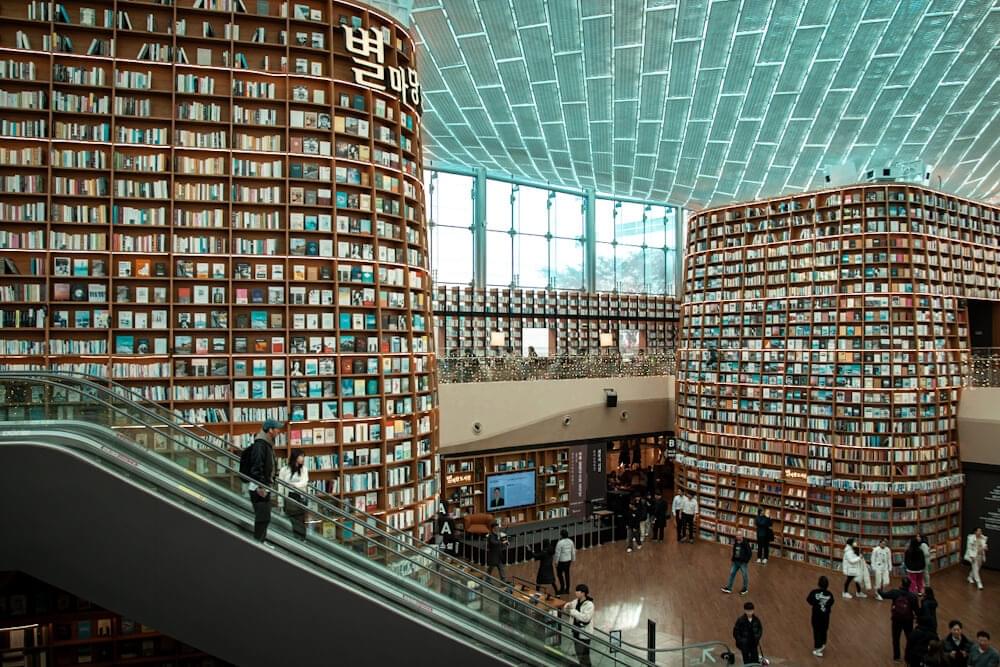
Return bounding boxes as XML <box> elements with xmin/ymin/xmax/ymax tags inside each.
<box><xmin>342</xmin><ymin>26</ymin><xmax>421</xmax><ymax>108</ymax></box>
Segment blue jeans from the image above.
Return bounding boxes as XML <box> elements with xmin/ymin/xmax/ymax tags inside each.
<box><xmin>725</xmin><ymin>562</ymin><xmax>749</xmax><ymax>592</ymax></box>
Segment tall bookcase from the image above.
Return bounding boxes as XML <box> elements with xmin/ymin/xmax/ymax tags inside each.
<box><xmin>675</xmin><ymin>184</ymin><xmax>997</xmax><ymax>570</ymax></box>
<box><xmin>442</xmin><ymin>446</ymin><xmax>571</xmax><ymax>525</ymax></box>
<box><xmin>432</xmin><ymin>285</ymin><xmax>679</xmax><ymax>356</ymax></box>
<box><xmin>0</xmin><ymin>0</ymin><xmax>438</xmax><ymax>533</ymax></box>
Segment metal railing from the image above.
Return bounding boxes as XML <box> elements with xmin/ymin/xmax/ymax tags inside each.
<box><xmin>437</xmin><ymin>352</ymin><xmax>677</xmax><ymax>383</ymax></box>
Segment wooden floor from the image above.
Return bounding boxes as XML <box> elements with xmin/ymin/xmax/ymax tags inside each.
<box><xmin>508</xmin><ymin>532</ymin><xmax>999</xmax><ymax>666</ymax></box>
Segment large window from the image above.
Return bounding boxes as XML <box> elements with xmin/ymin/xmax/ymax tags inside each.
<box><xmin>427</xmin><ymin>171</ymin><xmax>474</xmax><ymax>284</ymax></box>
<box><xmin>425</xmin><ymin>168</ymin><xmax>678</xmax><ymax>294</ymax></box>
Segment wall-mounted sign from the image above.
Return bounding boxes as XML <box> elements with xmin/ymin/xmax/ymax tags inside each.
<box><xmin>342</xmin><ymin>26</ymin><xmax>421</xmax><ymax>108</ymax></box>
<box><xmin>445</xmin><ymin>472</ymin><xmax>473</xmax><ymax>486</ymax></box>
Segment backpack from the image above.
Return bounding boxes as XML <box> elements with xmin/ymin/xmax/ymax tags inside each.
<box><xmin>239</xmin><ymin>441</ymin><xmax>255</xmax><ymax>477</ymax></box>
<box><xmin>891</xmin><ymin>594</ymin><xmax>913</xmax><ymax>621</ymax></box>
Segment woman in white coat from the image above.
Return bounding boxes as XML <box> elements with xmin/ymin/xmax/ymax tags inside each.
<box><xmin>965</xmin><ymin>528</ymin><xmax>988</xmax><ymax>590</ymax></box>
<box><xmin>279</xmin><ymin>448</ymin><xmax>310</xmax><ymax>539</ymax></box>
<box><xmin>841</xmin><ymin>538</ymin><xmax>867</xmax><ymax>599</ymax></box>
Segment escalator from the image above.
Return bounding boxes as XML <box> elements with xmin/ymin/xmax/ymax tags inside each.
<box><xmin>0</xmin><ymin>372</ymin><xmax>674</xmax><ymax>666</ymax></box>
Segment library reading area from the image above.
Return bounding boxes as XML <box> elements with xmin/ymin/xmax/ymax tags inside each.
<box><xmin>0</xmin><ymin>0</ymin><xmax>998</xmax><ymax>666</ymax></box>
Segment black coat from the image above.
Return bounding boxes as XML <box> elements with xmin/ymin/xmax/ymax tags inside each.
<box><xmin>905</xmin><ymin>624</ymin><xmax>938</xmax><ymax>667</ymax></box>
<box><xmin>943</xmin><ymin>633</ymin><xmax>973</xmax><ymax>665</ymax></box>
<box><xmin>248</xmin><ymin>437</ymin><xmax>275</xmax><ymax>486</ymax></box>
<box><xmin>653</xmin><ymin>498</ymin><xmax>669</xmax><ymax>520</ymax></box>
<box><xmin>904</xmin><ymin>546</ymin><xmax>926</xmax><ymax>572</ymax></box>
<box><xmin>730</xmin><ymin>540</ymin><xmax>752</xmax><ymax>564</ymax></box>
<box><xmin>626</xmin><ymin>507</ymin><xmax>642</xmax><ymax>529</ymax></box>
<box><xmin>486</xmin><ymin>532</ymin><xmax>505</xmax><ymax>566</ymax></box>
<box><xmin>532</xmin><ymin>545</ymin><xmax>556</xmax><ymax>585</ymax></box>
<box><xmin>918</xmin><ymin>598</ymin><xmax>938</xmax><ymax>634</ymax></box>
<box><xmin>733</xmin><ymin>615</ymin><xmax>763</xmax><ymax>651</ymax></box>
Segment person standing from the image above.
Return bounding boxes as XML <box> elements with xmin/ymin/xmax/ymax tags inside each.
<box><xmin>625</xmin><ymin>497</ymin><xmax>643</xmax><ymax>552</ymax></box>
<box><xmin>721</xmin><ymin>535</ymin><xmax>753</xmax><ymax>595</ymax></box>
<box><xmin>563</xmin><ymin>584</ymin><xmax>595</xmax><ymax>667</ymax></box>
<box><xmin>732</xmin><ymin>601</ymin><xmax>763</xmax><ymax>665</ymax></box>
<box><xmin>681</xmin><ymin>491</ymin><xmax>699</xmax><ymax>543</ymax></box>
<box><xmin>904</xmin><ymin>537</ymin><xmax>928</xmax><ymax>594</ymax></box>
<box><xmin>918</xmin><ymin>588</ymin><xmax>939</xmax><ymax>635</ymax></box>
<box><xmin>485</xmin><ymin>522</ymin><xmax>508</xmax><ymax>581</ymax></box>
<box><xmin>882</xmin><ymin>578</ymin><xmax>919</xmax><ymax>663</ymax></box>
<box><xmin>871</xmin><ymin>538</ymin><xmax>893</xmax><ymax>601</ymax></box>
<box><xmin>278</xmin><ymin>447</ymin><xmax>309</xmax><ymax>539</ymax></box>
<box><xmin>969</xmin><ymin>631</ymin><xmax>1000</xmax><ymax>667</ymax></box>
<box><xmin>672</xmin><ymin>491</ymin><xmax>685</xmax><ymax>541</ymax></box>
<box><xmin>652</xmin><ymin>491</ymin><xmax>669</xmax><ymax>542</ymax></box>
<box><xmin>807</xmin><ymin>575</ymin><xmax>835</xmax><ymax>657</ymax></box>
<box><xmin>907</xmin><ymin>589</ymin><xmax>940</xmax><ymax>667</ymax></box>
<box><xmin>244</xmin><ymin>418</ymin><xmax>281</xmax><ymax>542</ymax></box>
<box><xmin>842</xmin><ymin>537</ymin><xmax>867</xmax><ymax>599</ymax></box>
<box><xmin>755</xmin><ymin>509</ymin><xmax>773</xmax><ymax>563</ymax></box>
<box><xmin>638</xmin><ymin>491</ymin><xmax>652</xmax><ymax>542</ymax></box>
<box><xmin>530</xmin><ymin>539</ymin><xmax>558</xmax><ymax>596</ymax></box>
<box><xmin>918</xmin><ymin>532</ymin><xmax>934</xmax><ymax>587</ymax></box>
<box><xmin>943</xmin><ymin>620</ymin><xmax>973</xmax><ymax>667</ymax></box>
<box><xmin>965</xmin><ymin>528</ymin><xmax>988</xmax><ymax>590</ymax></box>
<box><xmin>554</xmin><ymin>529</ymin><xmax>576</xmax><ymax>595</ymax></box>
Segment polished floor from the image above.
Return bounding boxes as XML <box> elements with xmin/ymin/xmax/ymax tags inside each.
<box><xmin>508</xmin><ymin>531</ymin><xmax>998</xmax><ymax>666</ymax></box>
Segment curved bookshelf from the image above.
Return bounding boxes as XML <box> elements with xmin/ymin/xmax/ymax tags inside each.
<box><xmin>675</xmin><ymin>183</ymin><xmax>999</xmax><ymax>570</ymax></box>
<box><xmin>0</xmin><ymin>0</ymin><xmax>437</xmax><ymax>534</ymax></box>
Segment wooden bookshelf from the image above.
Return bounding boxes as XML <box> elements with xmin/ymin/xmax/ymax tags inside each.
<box><xmin>432</xmin><ymin>285</ymin><xmax>679</xmax><ymax>356</ymax></box>
<box><xmin>442</xmin><ymin>446</ymin><xmax>571</xmax><ymax>525</ymax></box>
<box><xmin>0</xmin><ymin>573</ymin><xmax>230</xmax><ymax>666</ymax></box>
<box><xmin>674</xmin><ymin>183</ymin><xmax>997</xmax><ymax>570</ymax></box>
<box><xmin>0</xmin><ymin>0</ymin><xmax>437</xmax><ymax>534</ymax></box>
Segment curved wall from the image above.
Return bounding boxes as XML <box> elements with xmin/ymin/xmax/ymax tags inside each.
<box><xmin>675</xmin><ymin>184</ymin><xmax>1000</xmax><ymax>568</ymax></box>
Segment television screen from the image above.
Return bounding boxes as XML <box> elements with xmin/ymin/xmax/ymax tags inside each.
<box><xmin>486</xmin><ymin>470</ymin><xmax>536</xmax><ymax>510</ymax></box>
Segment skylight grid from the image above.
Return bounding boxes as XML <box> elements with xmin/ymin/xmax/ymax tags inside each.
<box><xmin>413</xmin><ymin>0</ymin><xmax>1000</xmax><ymax>208</ymax></box>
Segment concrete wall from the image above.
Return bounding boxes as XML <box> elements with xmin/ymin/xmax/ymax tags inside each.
<box><xmin>958</xmin><ymin>387</ymin><xmax>1000</xmax><ymax>465</ymax></box>
<box><xmin>438</xmin><ymin>375</ymin><xmax>675</xmax><ymax>453</ymax></box>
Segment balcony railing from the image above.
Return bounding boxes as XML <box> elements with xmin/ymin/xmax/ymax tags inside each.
<box><xmin>436</xmin><ymin>351</ymin><xmax>677</xmax><ymax>383</ymax></box>
<box><xmin>437</xmin><ymin>349</ymin><xmax>1000</xmax><ymax>387</ymax></box>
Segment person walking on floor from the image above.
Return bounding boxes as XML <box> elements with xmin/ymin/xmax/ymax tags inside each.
<box><xmin>554</xmin><ymin>529</ymin><xmax>576</xmax><ymax>595</ymax></box>
<box><xmin>672</xmin><ymin>491</ymin><xmax>685</xmax><ymax>541</ymax></box>
<box><xmin>562</xmin><ymin>584</ymin><xmax>595</xmax><ymax>667</ymax></box>
<box><xmin>732</xmin><ymin>601</ymin><xmax>764</xmax><ymax>665</ymax></box>
<box><xmin>918</xmin><ymin>588</ymin><xmax>939</xmax><ymax>634</ymax></box>
<box><xmin>907</xmin><ymin>609</ymin><xmax>939</xmax><ymax>667</ymax></box>
<box><xmin>278</xmin><ymin>447</ymin><xmax>309</xmax><ymax>539</ymax></box>
<box><xmin>755</xmin><ymin>508</ymin><xmax>773</xmax><ymax>563</ymax></box>
<box><xmin>965</xmin><ymin>528</ymin><xmax>988</xmax><ymax>590</ymax></box>
<box><xmin>969</xmin><ymin>631</ymin><xmax>1000</xmax><ymax>667</ymax></box>
<box><xmin>882</xmin><ymin>577</ymin><xmax>919</xmax><ymax>663</ymax></box>
<box><xmin>918</xmin><ymin>532</ymin><xmax>934</xmax><ymax>587</ymax></box>
<box><xmin>680</xmin><ymin>490</ymin><xmax>699</xmax><ymax>543</ymax></box>
<box><xmin>872</xmin><ymin>538</ymin><xmax>893</xmax><ymax>601</ymax></box>
<box><xmin>652</xmin><ymin>491</ymin><xmax>669</xmax><ymax>542</ymax></box>
<box><xmin>244</xmin><ymin>418</ymin><xmax>281</xmax><ymax>543</ymax></box>
<box><xmin>943</xmin><ymin>620</ymin><xmax>973</xmax><ymax>667</ymax></box>
<box><xmin>807</xmin><ymin>575</ymin><xmax>835</xmax><ymax>657</ymax></box>
<box><xmin>530</xmin><ymin>538</ymin><xmax>558</xmax><ymax>597</ymax></box>
<box><xmin>842</xmin><ymin>537</ymin><xmax>867</xmax><ymax>599</ymax></box>
<box><xmin>625</xmin><ymin>497</ymin><xmax>643</xmax><ymax>552</ymax></box>
<box><xmin>485</xmin><ymin>522</ymin><xmax>508</xmax><ymax>581</ymax></box>
<box><xmin>722</xmin><ymin>534</ymin><xmax>753</xmax><ymax>595</ymax></box>
<box><xmin>638</xmin><ymin>491</ymin><xmax>651</xmax><ymax>542</ymax></box>
<box><xmin>905</xmin><ymin>537</ymin><xmax>928</xmax><ymax>595</ymax></box>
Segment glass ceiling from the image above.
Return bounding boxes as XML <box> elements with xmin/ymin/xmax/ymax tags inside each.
<box><xmin>409</xmin><ymin>0</ymin><xmax>1000</xmax><ymax>210</ymax></box>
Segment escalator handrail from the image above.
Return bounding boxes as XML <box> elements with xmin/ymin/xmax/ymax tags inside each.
<box><xmin>0</xmin><ymin>371</ymin><xmax>662</xmax><ymax>662</ymax></box>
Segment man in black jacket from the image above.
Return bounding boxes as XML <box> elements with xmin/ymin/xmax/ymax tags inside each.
<box><xmin>732</xmin><ymin>601</ymin><xmax>763</xmax><ymax>665</ymax></box>
<box><xmin>247</xmin><ymin>418</ymin><xmax>281</xmax><ymax>542</ymax></box>
<box><xmin>943</xmin><ymin>620</ymin><xmax>973</xmax><ymax>666</ymax></box>
<box><xmin>485</xmin><ymin>522</ymin><xmax>508</xmax><ymax>581</ymax></box>
<box><xmin>625</xmin><ymin>498</ymin><xmax>643</xmax><ymax>552</ymax></box>
<box><xmin>882</xmin><ymin>578</ymin><xmax>919</xmax><ymax>662</ymax></box>
<box><xmin>722</xmin><ymin>535</ymin><xmax>753</xmax><ymax>595</ymax></box>
<box><xmin>651</xmin><ymin>491</ymin><xmax>669</xmax><ymax>542</ymax></box>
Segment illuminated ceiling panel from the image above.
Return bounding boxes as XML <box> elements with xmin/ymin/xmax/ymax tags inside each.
<box><xmin>410</xmin><ymin>0</ymin><xmax>1000</xmax><ymax>209</ymax></box>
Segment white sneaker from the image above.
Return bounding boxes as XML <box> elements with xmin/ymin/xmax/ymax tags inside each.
<box><xmin>842</xmin><ymin>592</ymin><xmax>852</xmax><ymax>599</ymax></box>
<box><xmin>977</xmin><ymin>583</ymin><xmax>983</xmax><ymax>590</ymax></box>
<box><xmin>627</xmin><ymin>548</ymin><xmax>633</xmax><ymax>553</ymax></box>
<box><xmin>875</xmin><ymin>593</ymin><xmax>883</xmax><ymax>601</ymax></box>
<box><xmin>968</xmin><ymin>577</ymin><xmax>975</xmax><ymax>584</ymax></box>
<box><xmin>812</xmin><ymin>649</ymin><xmax>824</xmax><ymax>657</ymax></box>
<box><xmin>637</xmin><ymin>544</ymin><xmax>642</xmax><ymax>550</ymax></box>
<box><xmin>756</xmin><ymin>558</ymin><xmax>762</xmax><ymax>563</ymax></box>
<box><xmin>762</xmin><ymin>559</ymin><xmax>768</xmax><ymax>564</ymax></box>
<box><xmin>855</xmin><ymin>592</ymin><xmax>867</xmax><ymax>599</ymax></box>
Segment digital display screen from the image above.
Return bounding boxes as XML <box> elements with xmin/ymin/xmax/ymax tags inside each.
<box><xmin>486</xmin><ymin>470</ymin><xmax>536</xmax><ymax>510</ymax></box>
